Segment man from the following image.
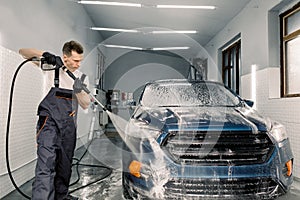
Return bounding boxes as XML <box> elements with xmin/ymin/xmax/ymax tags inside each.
<box><xmin>19</xmin><ymin>40</ymin><xmax>90</xmax><ymax>200</ymax></box>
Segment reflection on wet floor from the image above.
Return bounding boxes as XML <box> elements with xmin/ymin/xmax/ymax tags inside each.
<box><xmin>3</xmin><ymin>133</ymin><xmax>300</xmax><ymax>200</ymax></box>
<box><xmin>69</xmin><ymin>135</ymin><xmax>124</xmax><ymax>200</ymax></box>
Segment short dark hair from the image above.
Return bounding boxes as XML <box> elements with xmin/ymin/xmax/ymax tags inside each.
<box><xmin>62</xmin><ymin>40</ymin><xmax>84</xmax><ymax>56</ymax></box>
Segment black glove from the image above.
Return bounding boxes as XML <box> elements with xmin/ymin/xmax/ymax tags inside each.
<box><xmin>42</xmin><ymin>52</ymin><xmax>56</xmax><ymax>66</ymax></box>
<box><xmin>73</xmin><ymin>78</ymin><xmax>87</xmax><ymax>94</ymax></box>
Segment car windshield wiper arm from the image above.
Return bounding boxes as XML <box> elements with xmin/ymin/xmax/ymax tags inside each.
<box><xmin>159</xmin><ymin>105</ymin><xmax>181</xmax><ymax>107</ymax></box>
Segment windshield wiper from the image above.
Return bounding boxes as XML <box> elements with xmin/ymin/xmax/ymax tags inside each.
<box><xmin>158</xmin><ymin>105</ymin><xmax>182</xmax><ymax>107</ymax></box>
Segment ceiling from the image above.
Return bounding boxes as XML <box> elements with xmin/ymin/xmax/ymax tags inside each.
<box><xmin>81</xmin><ymin>0</ymin><xmax>251</xmax><ymax>47</ymax></box>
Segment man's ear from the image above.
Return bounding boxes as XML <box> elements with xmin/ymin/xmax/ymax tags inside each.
<box><xmin>63</xmin><ymin>54</ymin><xmax>68</xmax><ymax>62</ymax></box>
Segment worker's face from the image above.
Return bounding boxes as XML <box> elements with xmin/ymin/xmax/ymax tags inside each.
<box><xmin>63</xmin><ymin>50</ymin><xmax>83</xmax><ymax>72</ymax></box>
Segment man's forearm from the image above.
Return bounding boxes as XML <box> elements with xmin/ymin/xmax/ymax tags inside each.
<box><xmin>19</xmin><ymin>48</ymin><xmax>43</xmax><ymax>59</ymax></box>
<box><xmin>75</xmin><ymin>91</ymin><xmax>90</xmax><ymax>110</ymax></box>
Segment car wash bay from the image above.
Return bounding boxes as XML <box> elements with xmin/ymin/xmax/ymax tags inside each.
<box><xmin>1</xmin><ymin>0</ymin><xmax>300</xmax><ymax>200</ymax></box>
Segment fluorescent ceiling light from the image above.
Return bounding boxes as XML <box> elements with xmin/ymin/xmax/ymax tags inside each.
<box><xmin>78</xmin><ymin>1</ymin><xmax>142</xmax><ymax>7</ymax></box>
<box><xmin>156</xmin><ymin>5</ymin><xmax>216</xmax><ymax>9</ymax></box>
<box><xmin>103</xmin><ymin>45</ymin><xmax>190</xmax><ymax>51</ymax></box>
<box><xmin>151</xmin><ymin>30</ymin><xmax>197</xmax><ymax>34</ymax></box>
<box><xmin>152</xmin><ymin>47</ymin><xmax>190</xmax><ymax>51</ymax></box>
<box><xmin>90</xmin><ymin>27</ymin><xmax>138</xmax><ymax>32</ymax></box>
<box><xmin>78</xmin><ymin>1</ymin><xmax>216</xmax><ymax>9</ymax></box>
<box><xmin>103</xmin><ymin>44</ymin><xmax>143</xmax><ymax>50</ymax></box>
<box><xmin>91</xmin><ymin>27</ymin><xmax>197</xmax><ymax>34</ymax></box>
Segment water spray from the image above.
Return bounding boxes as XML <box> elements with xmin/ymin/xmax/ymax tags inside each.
<box><xmin>5</xmin><ymin>55</ymin><xmax>170</xmax><ymax>199</ymax></box>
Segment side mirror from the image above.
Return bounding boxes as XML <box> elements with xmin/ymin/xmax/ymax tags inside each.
<box><xmin>127</xmin><ymin>101</ymin><xmax>136</xmax><ymax>116</ymax></box>
<box><xmin>244</xmin><ymin>99</ymin><xmax>254</xmax><ymax>107</ymax></box>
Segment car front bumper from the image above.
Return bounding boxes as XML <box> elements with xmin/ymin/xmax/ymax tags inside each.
<box><xmin>123</xmin><ymin>140</ymin><xmax>293</xmax><ymax>200</ymax></box>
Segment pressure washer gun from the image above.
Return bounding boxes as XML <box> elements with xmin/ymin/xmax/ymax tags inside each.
<box><xmin>39</xmin><ymin>55</ymin><xmax>107</xmax><ymax>111</ymax></box>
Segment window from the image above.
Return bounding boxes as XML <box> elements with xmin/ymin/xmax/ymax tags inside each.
<box><xmin>280</xmin><ymin>2</ymin><xmax>300</xmax><ymax>97</ymax></box>
<box><xmin>222</xmin><ymin>40</ymin><xmax>241</xmax><ymax>94</ymax></box>
<box><xmin>189</xmin><ymin>58</ymin><xmax>208</xmax><ymax>80</ymax></box>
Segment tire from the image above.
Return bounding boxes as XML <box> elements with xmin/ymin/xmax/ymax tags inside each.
<box><xmin>122</xmin><ymin>173</ymin><xmax>133</xmax><ymax>200</ymax></box>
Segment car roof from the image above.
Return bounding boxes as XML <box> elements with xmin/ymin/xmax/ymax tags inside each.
<box><xmin>146</xmin><ymin>79</ymin><xmax>223</xmax><ymax>86</ymax></box>
<box><xmin>138</xmin><ymin>79</ymin><xmax>240</xmax><ymax>104</ymax></box>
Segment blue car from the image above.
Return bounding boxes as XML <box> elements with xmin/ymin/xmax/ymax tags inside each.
<box><xmin>122</xmin><ymin>79</ymin><xmax>293</xmax><ymax>200</ymax></box>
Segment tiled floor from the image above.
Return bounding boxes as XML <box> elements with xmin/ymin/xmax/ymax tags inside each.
<box><xmin>3</xmin><ymin>133</ymin><xmax>300</xmax><ymax>200</ymax></box>
<box><xmin>2</xmin><ymin>134</ymin><xmax>124</xmax><ymax>200</ymax></box>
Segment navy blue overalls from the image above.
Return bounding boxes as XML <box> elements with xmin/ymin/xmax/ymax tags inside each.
<box><xmin>32</xmin><ymin>69</ymin><xmax>82</xmax><ymax>200</ymax></box>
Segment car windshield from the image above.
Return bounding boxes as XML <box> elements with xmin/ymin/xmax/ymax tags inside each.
<box><xmin>140</xmin><ymin>81</ymin><xmax>241</xmax><ymax>107</ymax></box>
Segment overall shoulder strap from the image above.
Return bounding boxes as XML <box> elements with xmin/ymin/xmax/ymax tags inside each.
<box><xmin>54</xmin><ymin>68</ymin><xmax>59</xmax><ymax>87</ymax></box>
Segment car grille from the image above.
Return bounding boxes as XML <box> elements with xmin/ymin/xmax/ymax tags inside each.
<box><xmin>163</xmin><ymin>130</ymin><xmax>274</xmax><ymax>165</ymax></box>
<box><xmin>163</xmin><ymin>177</ymin><xmax>282</xmax><ymax>199</ymax></box>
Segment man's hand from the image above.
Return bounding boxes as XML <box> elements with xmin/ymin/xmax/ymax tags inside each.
<box><xmin>73</xmin><ymin>78</ymin><xmax>90</xmax><ymax>109</ymax></box>
<box><xmin>73</xmin><ymin>78</ymin><xmax>87</xmax><ymax>94</ymax></box>
<box><xmin>42</xmin><ymin>52</ymin><xmax>57</xmax><ymax>65</ymax></box>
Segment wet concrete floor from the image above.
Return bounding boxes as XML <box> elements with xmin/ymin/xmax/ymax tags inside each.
<box><xmin>3</xmin><ymin>133</ymin><xmax>300</xmax><ymax>200</ymax></box>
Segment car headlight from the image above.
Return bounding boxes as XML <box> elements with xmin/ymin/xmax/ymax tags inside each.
<box><xmin>129</xmin><ymin>160</ymin><xmax>152</xmax><ymax>180</ymax></box>
<box><xmin>269</xmin><ymin>121</ymin><xmax>288</xmax><ymax>143</ymax></box>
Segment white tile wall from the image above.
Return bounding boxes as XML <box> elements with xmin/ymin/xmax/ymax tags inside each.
<box><xmin>0</xmin><ymin>45</ymin><xmax>44</xmax><ymax>197</ymax></box>
<box><xmin>241</xmin><ymin>67</ymin><xmax>300</xmax><ymax>177</ymax></box>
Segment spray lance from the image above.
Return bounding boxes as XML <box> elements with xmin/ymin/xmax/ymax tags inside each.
<box><xmin>44</xmin><ymin>56</ymin><xmax>107</xmax><ymax>111</ymax></box>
